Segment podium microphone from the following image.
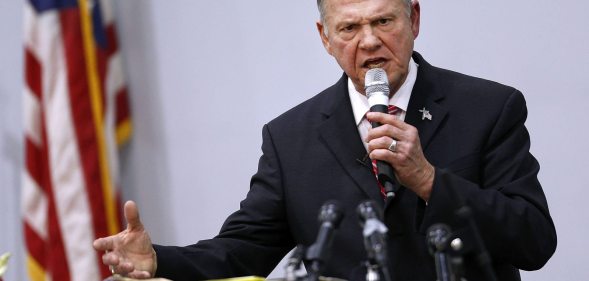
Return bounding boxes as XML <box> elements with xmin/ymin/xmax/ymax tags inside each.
<box><xmin>357</xmin><ymin>200</ymin><xmax>391</xmax><ymax>281</ymax></box>
<box><xmin>285</xmin><ymin>245</ymin><xmax>306</xmax><ymax>281</ymax></box>
<box><xmin>365</xmin><ymin>68</ymin><xmax>398</xmax><ymax>199</ymax></box>
<box><xmin>427</xmin><ymin>224</ymin><xmax>455</xmax><ymax>281</ymax></box>
<box><xmin>305</xmin><ymin>201</ymin><xmax>344</xmax><ymax>281</ymax></box>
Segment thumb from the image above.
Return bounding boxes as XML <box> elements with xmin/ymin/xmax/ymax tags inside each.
<box><xmin>124</xmin><ymin>200</ymin><xmax>144</xmax><ymax>231</ymax></box>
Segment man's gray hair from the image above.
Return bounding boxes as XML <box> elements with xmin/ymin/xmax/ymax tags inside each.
<box><xmin>317</xmin><ymin>0</ymin><xmax>413</xmax><ymax>25</ymax></box>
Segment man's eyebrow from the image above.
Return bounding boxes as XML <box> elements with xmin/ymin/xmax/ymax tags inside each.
<box><xmin>333</xmin><ymin>17</ymin><xmax>361</xmax><ymax>29</ymax></box>
<box><xmin>366</xmin><ymin>12</ymin><xmax>397</xmax><ymax>21</ymax></box>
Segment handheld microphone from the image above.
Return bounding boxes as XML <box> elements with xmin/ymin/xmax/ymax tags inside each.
<box><xmin>365</xmin><ymin>68</ymin><xmax>398</xmax><ymax>199</ymax></box>
<box><xmin>305</xmin><ymin>201</ymin><xmax>344</xmax><ymax>281</ymax></box>
<box><xmin>357</xmin><ymin>200</ymin><xmax>392</xmax><ymax>281</ymax></box>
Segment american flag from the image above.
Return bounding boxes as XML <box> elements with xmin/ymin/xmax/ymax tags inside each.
<box><xmin>22</xmin><ymin>0</ymin><xmax>131</xmax><ymax>280</ymax></box>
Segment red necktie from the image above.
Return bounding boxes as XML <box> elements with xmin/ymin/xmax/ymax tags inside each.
<box><xmin>372</xmin><ymin>105</ymin><xmax>399</xmax><ymax>199</ymax></box>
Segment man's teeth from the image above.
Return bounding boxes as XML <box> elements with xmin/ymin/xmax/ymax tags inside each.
<box><xmin>366</xmin><ymin>61</ymin><xmax>385</xmax><ymax>68</ymax></box>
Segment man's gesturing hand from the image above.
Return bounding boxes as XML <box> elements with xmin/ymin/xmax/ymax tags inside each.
<box><xmin>366</xmin><ymin>112</ymin><xmax>435</xmax><ymax>201</ymax></box>
<box><xmin>93</xmin><ymin>201</ymin><xmax>157</xmax><ymax>279</ymax></box>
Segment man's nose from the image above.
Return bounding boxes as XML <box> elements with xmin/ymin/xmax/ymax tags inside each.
<box><xmin>358</xmin><ymin>26</ymin><xmax>382</xmax><ymax>51</ymax></box>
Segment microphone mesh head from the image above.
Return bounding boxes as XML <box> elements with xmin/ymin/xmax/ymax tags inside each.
<box><xmin>319</xmin><ymin>200</ymin><xmax>344</xmax><ymax>228</ymax></box>
<box><xmin>365</xmin><ymin>68</ymin><xmax>390</xmax><ymax>98</ymax></box>
<box><xmin>357</xmin><ymin>200</ymin><xmax>383</xmax><ymax>223</ymax></box>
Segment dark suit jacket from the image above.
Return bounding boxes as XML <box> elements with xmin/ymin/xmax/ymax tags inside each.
<box><xmin>154</xmin><ymin>53</ymin><xmax>557</xmax><ymax>281</ymax></box>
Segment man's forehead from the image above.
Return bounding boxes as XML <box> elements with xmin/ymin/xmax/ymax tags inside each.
<box><xmin>323</xmin><ymin>0</ymin><xmax>405</xmax><ymax>16</ymax></box>
<box><xmin>324</xmin><ymin>0</ymin><xmax>405</xmax><ymax>22</ymax></box>
<box><xmin>323</xmin><ymin>0</ymin><xmax>404</xmax><ymax>8</ymax></box>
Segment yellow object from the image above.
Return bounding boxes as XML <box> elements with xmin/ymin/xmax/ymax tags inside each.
<box><xmin>77</xmin><ymin>0</ymin><xmax>119</xmax><ymax>236</ymax></box>
<box><xmin>0</xmin><ymin>252</ymin><xmax>11</xmax><ymax>277</ymax></box>
<box><xmin>25</xmin><ymin>254</ymin><xmax>45</xmax><ymax>281</ymax></box>
<box><xmin>108</xmin><ymin>275</ymin><xmax>172</xmax><ymax>281</ymax></box>
<box><xmin>208</xmin><ymin>277</ymin><xmax>265</xmax><ymax>281</ymax></box>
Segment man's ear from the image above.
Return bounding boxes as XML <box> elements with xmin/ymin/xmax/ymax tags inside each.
<box><xmin>316</xmin><ymin>21</ymin><xmax>333</xmax><ymax>55</ymax></box>
<box><xmin>410</xmin><ymin>1</ymin><xmax>421</xmax><ymax>38</ymax></box>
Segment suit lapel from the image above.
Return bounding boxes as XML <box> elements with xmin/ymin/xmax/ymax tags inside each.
<box><xmin>316</xmin><ymin>53</ymin><xmax>449</xmax><ymax>208</ymax></box>
<box><xmin>384</xmin><ymin>53</ymin><xmax>448</xmax><ymax>211</ymax></box>
<box><xmin>317</xmin><ymin>75</ymin><xmax>384</xmax><ymax>205</ymax></box>
<box><xmin>405</xmin><ymin>53</ymin><xmax>448</xmax><ymax>151</ymax></box>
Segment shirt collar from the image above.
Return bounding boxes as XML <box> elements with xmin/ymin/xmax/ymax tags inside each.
<box><xmin>348</xmin><ymin>57</ymin><xmax>418</xmax><ymax>126</ymax></box>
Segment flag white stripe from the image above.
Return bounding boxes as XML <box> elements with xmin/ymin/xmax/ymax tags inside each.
<box><xmin>24</xmin><ymin>8</ymin><xmax>61</xmax><ymax>73</ymax></box>
<box><xmin>24</xmin><ymin>1</ymin><xmax>128</xmax><ymax>280</ymax></box>
<box><xmin>105</xmin><ymin>53</ymin><xmax>124</xmax><ymax>185</ymax></box>
<box><xmin>24</xmin><ymin>86</ymin><xmax>43</xmax><ymax>147</ymax></box>
<box><xmin>22</xmin><ymin>171</ymin><xmax>49</xmax><ymax>240</ymax></box>
<box><xmin>42</xmin><ymin>18</ymin><xmax>100</xmax><ymax>281</ymax></box>
<box><xmin>106</xmin><ymin>53</ymin><xmax>125</xmax><ymax>98</ymax></box>
<box><xmin>23</xmin><ymin>3</ymin><xmax>40</xmax><ymax>58</ymax></box>
<box><xmin>99</xmin><ymin>0</ymin><xmax>114</xmax><ymax>25</ymax></box>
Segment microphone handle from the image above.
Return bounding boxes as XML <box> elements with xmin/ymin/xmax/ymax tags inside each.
<box><xmin>434</xmin><ymin>252</ymin><xmax>453</xmax><ymax>281</ymax></box>
<box><xmin>369</xmin><ymin>104</ymin><xmax>398</xmax><ymax>198</ymax></box>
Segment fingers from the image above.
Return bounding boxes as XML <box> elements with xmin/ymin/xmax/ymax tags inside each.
<box><xmin>367</xmin><ymin>136</ymin><xmax>398</xmax><ymax>152</ymax></box>
<box><xmin>364</xmin><ymin>111</ymin><xmax>434</xmax><ymax>199</ymax></box>
<box><xmin>366</xmin><ymin>112</ymin><xmax>409</xmax><ymax>130</ymax></box>
<box><xmin>124</xmin><ymin>200</ymin><xmax>144</xmax><ymax>231</ymax></box>
<box><xmin>102</xmin><ymin>251</ymin><xmax>120</xmax><ymax>266</ymax></box>
<box><xmin>93</xmin><ymin>236</ymin><xmax>115</xmax><ymax>251</ymax></box>
<box><xmin>127</xmin><ymin>270</ymin><xmax>153</xmax><ymax>279</ymax></box>
<box><xmin>102</xmin><ymin>253</ymin><xmax>141</xmax><ymax>277</ymax></box>
<box><xmin>365</xmin><ymin>112</ymin><xmax>408</xmax><ymax>142</ymax></box>
<box><xmin>115</xmin><ymin>261</ymin><xmax>136</xmax><ymax>275</ymax></box>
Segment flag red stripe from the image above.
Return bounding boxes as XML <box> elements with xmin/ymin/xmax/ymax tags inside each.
<box><xmin>105</xmin><ymin>24</ymin><xmax>118</xmax><ymax>57</ymax></box>
<box><xmin>24</xmin><ymin>2</ymin><xmax>130</xmax><ymax>280</ymax></box>
<box><xmin>24</xmin><ymin>222</ymin><xmax>47</xmax><ymax>269</ymax></box>
<box><xmin>59</xmin><ymin>9</ymin><xmax>111</xmax><ymax>279</ymax></box>
<box><xmin>115</xmin><ymin>87</ymin><xmax>131</xmax><ymax>125</ymax></box>
<box><xmin>60</xmin><ymin>5</ymin><xmax>110</xmax><ymax>237</ymax></box>
<box><xmin>96</xmin><ymin>42</ymin><xmax>108</xmax><ymax>118</ymax></box>
<box><xmin>104</xmin><ymin>22</ymin><xmax>130</xmax><ymax>130</ymax></box>
<box><xmin>24</xmin><ymin>84</ymin><xmax>71</xmax><ymax>280</ymax></box>
<box><xmin>38</xmin><ymin>96</ymin><xmax>71</xmax><ymax>281</ymax></box>
<box><xmin>25</xmin><ymin>137</ymin><xmax>44</xmax><ymax>191</ymax></box>
<box><xmin>25</xmin><ymin>48</ymin><xmax>42</xmax><ymax>99</ymax></box>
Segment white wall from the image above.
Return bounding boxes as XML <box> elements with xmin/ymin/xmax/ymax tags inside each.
<box><xmin>0</xmin><ymin>0</ymin><xmax>25</xmax><ymax>280</ymax></box>
<box><xmin>2</xmin><ymin>1</ymin><xmax>588</xmax><ymax>280</ymax></box>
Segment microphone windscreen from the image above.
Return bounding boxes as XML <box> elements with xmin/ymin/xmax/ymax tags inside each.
<box><xmin>318</xmin><ymin>200</ymin><xmax>344</xmax><ymax>228</ymax></box>
<box><xmin>357</xmin><ymin>200</ymin><xmax>383</xmax><ymax>224</ymax></box>
<box><xmin>365</xmin><ymin>68</ymin><xmax>390</xmax><ymax>98</ymax></box>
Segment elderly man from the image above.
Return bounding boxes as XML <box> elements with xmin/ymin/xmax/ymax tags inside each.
<box><xmin>94</xmin><ymin>0</ymin><xmax>557</xmax><ymax>280</ymax></box>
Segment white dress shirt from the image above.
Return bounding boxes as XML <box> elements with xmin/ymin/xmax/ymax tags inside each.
<box><xmin>348</xmin><ymin>58</ymin><xmax>419</xmax><ymax>151</ymax></box>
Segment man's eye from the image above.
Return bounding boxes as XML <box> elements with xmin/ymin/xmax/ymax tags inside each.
<box><xmin>378</xmin><ymin>18</ymin><xmax>391</xmax><ymax>25</ymax></box>
<box><xmin>342</xmin><ymin>25</ymin><xmax>356</xmax><ymax>32</ymax></box>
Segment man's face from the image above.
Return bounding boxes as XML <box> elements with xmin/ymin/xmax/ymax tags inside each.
<box><xmin>317</xmin><ymin>0</ymin><xmax>420</xmax><ymax>94</ymax></box>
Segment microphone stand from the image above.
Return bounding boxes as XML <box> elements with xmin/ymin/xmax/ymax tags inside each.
<box><xmin>442</xmin><ymin>182</ymin><xmax>498</xmax><ymax>281</ymax></box>
<box><xmin>362</xmin><ymin>226</ymin><xmax>392</xmax><ymax>281</ymax></box>
<box><xmin>357</xmin><ymin>201</ymin><xmax>392</xmax><ymax>281</ymax></box>
<box><xmin>365</xmin><ymin>262</ymin><xmax>381</xmax><ymax>281</ymax></box>
<box><xmin>289</xmin><ymin>201</ymin><xmax>343</xmax><ymax>281</ymax></box>
<box><xmin>285</xmin><ymin>245</ymin><xmax>306</xmax><ymax>281</ymax></box>
<box><xmin>454</xmin><ymin>206</ymin><xmax>497</xmax><ymax>281</ymax></box>
<box><xmin>427</xmin><ymin>224</ymin><xmax>463</xmax><ymax>281</ymax></box>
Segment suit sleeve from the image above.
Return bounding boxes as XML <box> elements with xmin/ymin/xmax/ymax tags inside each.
<box><xmin>154</xmin><ymin>124</ymin><xmax>294</xmax><ymax>281</ymax></box>
<box><xmin>421</xmin><ymin>89</ymin><xmax>557</xmax><ymax>270</ymax></box>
